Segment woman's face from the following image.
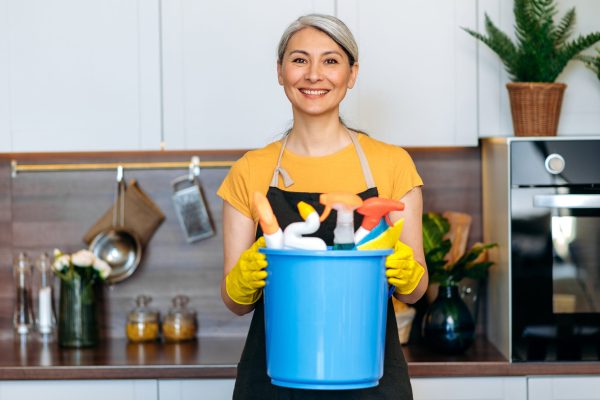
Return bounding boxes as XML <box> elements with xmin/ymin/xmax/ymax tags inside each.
<box><xmin>277</xmin><ymin>27</ymin><xmax>358</xmax><ymax>118</ymax></box>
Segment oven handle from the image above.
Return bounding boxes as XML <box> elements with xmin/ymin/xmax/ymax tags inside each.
<box><xmin>533</xmin><ymin>194</ymin><xmax>600</xmax><ymax>209</ymax></box>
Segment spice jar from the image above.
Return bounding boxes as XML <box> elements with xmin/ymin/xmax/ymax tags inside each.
<box><xmin>13</xmin><ymin>253</ymin><xmax>35</xmax><ymax>336</ymax></box>
<box><xmin>162</xmin><ymin>295</ymin><xmax>197</xmax><ymax>342</ymax></box>
<box><xmin>126</xmin><ymin>295</ymin><xmax>160</xmax><ymax>342</ymax></box>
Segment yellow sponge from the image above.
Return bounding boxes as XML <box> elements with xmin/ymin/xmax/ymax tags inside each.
<box><xmin>356</xmin><ymin>219</ymin><xmax>404</xmax><ymax>250</ymax></box>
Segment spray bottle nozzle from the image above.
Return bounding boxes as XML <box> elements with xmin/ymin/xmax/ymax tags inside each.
<box><xmin>318</xmin><ymin>193</ymin><xmax>363</xmax><ymax>222</ymax></box>
<box><xmin>356</xmin><ymin>197</ymin><xmax>405</xmax><ymax>230</ymax></box>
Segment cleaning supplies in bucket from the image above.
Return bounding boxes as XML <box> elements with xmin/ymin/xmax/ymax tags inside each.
<box><xmin>355</xmin><ymin>197</ymin><xmax>405</xmax><ymax>244</ymax></box>
<box><xmin>254</xmin><ymin>192</ymin><xmax>284</xmax><ymax>249</ymax></box>
<box><xmin>283</xmin><ymin>201</ymin><xmax>327</xmax><ymax>250</ymax></box>
<box><xmin>319</xmin><ymin>193</ymin><xmax>363</xmax><ymax>250</ymax></box>
<box><xmin>254</xmin><ymin>192</ymin><xmax>408</xmax><ymax>389</ymax></box>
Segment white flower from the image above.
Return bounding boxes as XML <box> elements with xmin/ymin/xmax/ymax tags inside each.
<box><xmin>71</xmin><ymin>249</ymin><xmax>96</xmax><ymax>267</ymax></box>
<box><xmin>52</xmin><ymin>254</ymin><xmax>70</xmax><ymax>272</ymax></box>
<box><xmin>93</xmin><ymin>258</ymin><xmax>112</xmax><ymax>280</ymax></box>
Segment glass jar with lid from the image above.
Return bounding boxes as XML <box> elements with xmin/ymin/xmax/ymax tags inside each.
<box><xmin>126</xmin><ymin>295</ymin><xmax>160</xmax><ymax>342</ymax></box>
<box><xmin>162</xmin><ymin>295</ymin><xmax>197</xmax><ymax>342</ymax></box>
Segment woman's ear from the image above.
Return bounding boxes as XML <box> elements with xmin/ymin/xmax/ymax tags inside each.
<box><xmin>347</xmin><ymin>62</ymin><xmax>359</xmax><ymax>89</ymax></box>
<box><xmin>277</xmin><ymin>62</ymin><xmax>284</xmax><ymax>86</ymax></box>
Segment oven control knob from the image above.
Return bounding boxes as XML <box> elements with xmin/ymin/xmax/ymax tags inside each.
<box><xmin>545</xmin><ymin>153</ymin><xmax>565</xmax><ymax>174</ymax></box>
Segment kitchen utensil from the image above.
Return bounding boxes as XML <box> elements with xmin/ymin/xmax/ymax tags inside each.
<box><xmin>89</xmin><ymin>166</ymin><xmax>142</xmax><ymax>284</ymax></box>
<box><xmin>172</xmin><ymin>157</ymin><xmax>215</xmax><ymax>243</ymax></box>
<box><xmin>83</xmin><ymin>179</ymin><xmax>165</xmax><ymax>247</ymax></box>
<box><xmin>13</xmin><ymin>252</ymin><xmax>34</xmax><ymax>336</ymax></box>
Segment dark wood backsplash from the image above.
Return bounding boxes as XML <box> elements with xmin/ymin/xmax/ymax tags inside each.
<box><xmin>0</xmin><ymin>147</ymin><xmax>481</xmax><ymax>339</ymax></box>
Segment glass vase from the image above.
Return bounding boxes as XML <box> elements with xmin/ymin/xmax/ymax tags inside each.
<box><xmin>58</xmin><ymin>276</ymin><xmax>99</xmax><ymax>348</ymax></box>
<box><xmin>422</xmin><ymin>284</ymin><xmax>475</xmax><ymax>354</ymax></box>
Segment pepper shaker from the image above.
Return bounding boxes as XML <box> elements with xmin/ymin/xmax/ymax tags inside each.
<box><xmin>13</xmin><ymin>252</ymin><xmax>35</xmax><ymax>336</ymax></box>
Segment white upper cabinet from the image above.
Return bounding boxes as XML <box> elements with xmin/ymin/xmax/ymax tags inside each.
<box><xmin>160</xmin><ymin>0</ymin><xmax>335</xmax><ymax>150</ymax></box>
<box><xmin>478</xmin><ymin>0</ymin><xmax>600</xmax><ymax>137</ymax></box>
<box><xmin>337</xmin><ymin>0</ymin><xmax>478</xmax><ymax>147</ymax></box>
<box><xmin>0</xmin><ymin>0</ymin><xmax>162</xmax><ymax>152</ymax></box>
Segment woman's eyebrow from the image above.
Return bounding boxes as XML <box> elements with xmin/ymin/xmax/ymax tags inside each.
<box><xmin>288</xmin><ymin>50</ymin><xmax>343</xmax><ymax>57</ymax></box>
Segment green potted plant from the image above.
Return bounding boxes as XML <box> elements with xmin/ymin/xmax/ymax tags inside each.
<box><xmin>577</xmin><ymin>48</ymin><xmax>600</xmax><ymax>81</ymax></box>
<box><xmin>421</xmin><ymin>212</ymin><xmax>496</xmax><ymax>354</ymax></box>
<box><xmin>462</xmin><ymin>0</ymin><xmax>600</xmax><ymax>136</ymax></box>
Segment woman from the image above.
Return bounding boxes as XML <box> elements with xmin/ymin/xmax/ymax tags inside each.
<box><xmin>217</xmin><ymin>14</ymin><xmax>427</xmax><ymax>399</ymax></box>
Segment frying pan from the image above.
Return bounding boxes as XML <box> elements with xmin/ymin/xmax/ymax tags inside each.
<box><xmin>89</xmin><ymin>166</ymin><xmax>142</xmax><ymax>283</ymax></box>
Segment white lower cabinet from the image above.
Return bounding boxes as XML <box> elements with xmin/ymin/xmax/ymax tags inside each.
<box><xmin>411</xmin><ymin>377</ymin><xmax>527</xmax><ymax>400</ymax></box>
<box><xmin>528</xmin><ymin>376</ymin><xmax>600</xmax><ymax>400</ymax></box>
<box><xmin>158</xmin><ymin>379</ymin><xmax>235</xmax><ymax>400</ymax></box>
<box><xmin>0</xmin><ymin>380</ymin><xmax>157</xmax><ymax>400</ymax></box>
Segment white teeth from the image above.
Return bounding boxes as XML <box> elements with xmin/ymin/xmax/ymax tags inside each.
<box><xmin>301</xmin><ymin>89</ymin><xmax>329</xmax><ymax>95</ymax></box>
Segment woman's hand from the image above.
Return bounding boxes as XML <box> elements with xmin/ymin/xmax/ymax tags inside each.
<box><xmin>385</xmin><ymin>240</ymin><xmax>425</xmax><ymax>295</ymax></box>
<box><xmin>222</xmin><ymin>201</ymin><xmax>263</xmax><ymax>315</ymax></box>
<box><xmin>225</xmin><ymin>237</ymin><xmax>268</xmax><ymax>305</ymax></box>
<box><xmin>388</xmin><ymin>187</ymin><xmax>428</xmax><ymax>303</ymax></box>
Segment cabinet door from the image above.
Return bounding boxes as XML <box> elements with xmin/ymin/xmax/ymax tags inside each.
<box><xmin>478</xmin><ymin>0</ymin><xmax>600</xmax><ymax>137</ymax></box>
<box><xmin>337</xmin><ymin>0</ymin><xmax>478</xmax><ymax>147</ymax></box>
<box><xmin>0</xmin><ymin>380</ymin><xmax>157</xmax><ymax>400</ymax></box>
<box><xmin>0</xmin><ymin>0</ymin><xmax>162</xmax><ymax>152</ymax></box>
<box><xmin>529</xmin><ymin>376</ymin><xmax>600</xmax><ymax>400</ymax></box>
<box><xmin>158</xmin><ymin>379</ymin><xmax>235</xmax><ymax>400</ymax></box>
<box><xmin>411</xmin><ymin>377</ymin><xmax>527</xmax><ymax>400</ymax></box>
<box><xmin>161</xmin><ymin>0</ymin><xmax>335</xmax><ymax>150</ymax></box>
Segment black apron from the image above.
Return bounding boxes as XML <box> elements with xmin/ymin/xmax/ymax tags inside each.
<box><xmin>233</xmin><ymin>132</ymin><xmax>413</xmax><ymax>400</ymax></box>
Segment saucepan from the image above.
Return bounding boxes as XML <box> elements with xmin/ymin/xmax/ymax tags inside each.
<box><xmin>89</xmin><ymin>166</ymin><xmax>143</xmax><ymax>283</ymax></box>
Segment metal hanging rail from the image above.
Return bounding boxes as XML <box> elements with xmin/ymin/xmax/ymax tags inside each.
<box><xmin>10</xmin><ymin>158</ymin><xmax>234</xmax><ymax>178</ymax></box>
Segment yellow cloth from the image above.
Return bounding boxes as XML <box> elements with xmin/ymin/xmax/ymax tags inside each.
<box><xmin>217</xmin><ymin>133</ymin><xmax>423</xmax><ymax>220</ymax></box>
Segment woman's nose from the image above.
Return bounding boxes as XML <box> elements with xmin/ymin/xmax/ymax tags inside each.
<box><xmin>305</xmin><ymin>63</ymin><xmax>322</xmax><ymax>82</ymax></box>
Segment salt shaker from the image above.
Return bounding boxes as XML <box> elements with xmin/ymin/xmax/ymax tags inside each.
<box><xmin>35</xmin><ymin>252</ymin><xmax>56</xmax><ymax>338</ymax></box>
<box><xmin>13</xmin><ymin>252</ymin><xmax>34</xmax><ymax>336</ymax></box>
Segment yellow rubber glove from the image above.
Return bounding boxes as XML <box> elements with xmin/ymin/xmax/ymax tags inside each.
<box><xmin>385</xmin><ymin>241</ymin><xmax>425</xmax><ymax>295</ymax></box>
<box><xmin>225</xmin><ymin>237</ymin><xmax>268</xmax><ymax>305</ymax></box>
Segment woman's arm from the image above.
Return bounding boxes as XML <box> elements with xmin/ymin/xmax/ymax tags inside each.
<box><xmin>388</xmin><ymin>186</ymin><xmax>428</xmax><ymax>304</ymax></box>
<box><xmin>221</xmin><ymin>201</ymin><xmax>260</xmax><ymax>315</ymax></box>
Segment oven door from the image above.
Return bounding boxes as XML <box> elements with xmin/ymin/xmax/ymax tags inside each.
<box><xmin>511</xmin><ymin>187</ymin><xmax>600</xmax><ymax>361</ymax></box>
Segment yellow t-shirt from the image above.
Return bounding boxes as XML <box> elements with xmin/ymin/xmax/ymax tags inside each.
<box><xmin>217</xmin><ymin>133</ymin><xmax>423</xmax><ymax>221</ymax></box>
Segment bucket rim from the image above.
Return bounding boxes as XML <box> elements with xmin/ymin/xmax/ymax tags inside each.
<box><xmin>259</xmin><ymin>248</ymin><xmax>392</xmax><ymax>257</ymax></box>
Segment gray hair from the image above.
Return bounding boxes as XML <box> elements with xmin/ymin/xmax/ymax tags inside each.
<box><xmin>277</xmin><ymin>14</ymin><xmax>358</xmax><ymax>66</ymax></box>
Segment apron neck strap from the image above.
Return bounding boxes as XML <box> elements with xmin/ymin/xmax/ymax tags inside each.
<box><xmin>270</xmin><ymin>129</ymin><xmax>376</xmax><ymax>189</ymax></box>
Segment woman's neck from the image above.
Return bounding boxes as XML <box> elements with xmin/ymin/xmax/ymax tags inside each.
<box><xmin>286</xmin><ymin>112</ymin><xmax>352</xmax><ymax>157</ymax></box>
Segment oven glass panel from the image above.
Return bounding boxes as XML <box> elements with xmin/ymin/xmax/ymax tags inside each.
<box><xmin>552</xmin><ymin>216</ymin><xmax>600</xmax><ymax>314</ymax></box>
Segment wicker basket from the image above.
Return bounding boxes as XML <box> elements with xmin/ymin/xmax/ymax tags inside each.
<box><xmin>506</xmin><ymin>82</ymin><xmax>567</xmax><ymax>136</ymax></box>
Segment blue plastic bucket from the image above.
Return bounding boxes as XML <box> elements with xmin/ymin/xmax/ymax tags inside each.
<box><xmin>260</xmin><ymin>248</ymin><xmax>392</xmax><ymax>390</ymax></box>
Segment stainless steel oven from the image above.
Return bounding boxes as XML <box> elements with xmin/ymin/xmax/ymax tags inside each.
<box><xmin>483</xmin><ymin>137</ymin><xmax>600</xmax><ymax>362</ymax></box>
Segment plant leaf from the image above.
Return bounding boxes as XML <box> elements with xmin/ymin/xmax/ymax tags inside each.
<box><xmin>422</xmin><ymin>212</ymin><xmax>450</xmax><ymax>255</ymax></box>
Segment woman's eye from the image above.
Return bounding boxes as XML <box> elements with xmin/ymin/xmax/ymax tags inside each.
<box><xmin>324</xmin><ymin>58</ymin><xmax>339</xmax><ymax>65</ymax></box>
<box><xmin>292</xmin><ymin>58</ymin><xmax>307</xmax><ymax>64</ymax></box>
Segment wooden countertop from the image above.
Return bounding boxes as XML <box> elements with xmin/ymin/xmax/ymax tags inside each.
<box><xmin>1</xmin><ymin>336</ymin><xmax>598</xmax><ymax>380</ymax></box>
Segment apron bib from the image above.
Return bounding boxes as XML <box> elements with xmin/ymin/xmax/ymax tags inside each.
<box><xmin>233</xmin><ymin>132</ymin><xmax>413</xmax><ymax>400</ymax></box>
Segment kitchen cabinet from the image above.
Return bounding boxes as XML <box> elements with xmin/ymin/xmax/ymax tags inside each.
<box><xmin>160</xmin><ymin>0</ymin><xmax>335</xmax><ymax>150</ymax></box>
<box><xmin>0</xmin><ymin>380</ymin><xmax>157</xmax><ymax>400</ymax></box>
<box><xmin>337</xmin><ymin>0</ymin><xmax>478</xmax><ymax>147</ymax></box>
<box><xmin>411</xmin><ymin>377</ymin><xmax>527</xmax><ymax>400</ymax></box>
<box><xmin>477</xmin><ymin>0</ymin><xmax>600</xmax><ymax>137</ymax></box>
<box><xmin>158</xmin><ymin>379</ymin><xmax>235</xmax><ymax>400</ymax></box>
<box><xmin>0</xmin><ymin>0</ymin><xmax>162</xmax><ymax>152</ymax></box>
<box><xmin>528</xmin><ymin>376</ymin><xmax>600</xmax><ymax>400</ymax></box>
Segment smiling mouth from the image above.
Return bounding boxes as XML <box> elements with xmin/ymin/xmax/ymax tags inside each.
<box><xmin>299</xmin><ymin>89</ymin><xmax>330</xmax><ymax>96</ymax></box>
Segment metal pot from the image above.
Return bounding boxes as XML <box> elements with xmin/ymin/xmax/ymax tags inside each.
<box><xmin>89</xmin><ymin>166</ymin><xmax>142</xmax><ymax>283</ymax></box>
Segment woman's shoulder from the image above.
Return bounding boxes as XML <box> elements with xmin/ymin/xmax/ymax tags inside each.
<box><xmin>358</xmin><ymin>133</ymin><xmax>413</xmax><ymax>161</ymax></box>
<box><xmin>237</xmin><ymin>140</ymin><xmax>282</xmax><ymax>165</ymax></box>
